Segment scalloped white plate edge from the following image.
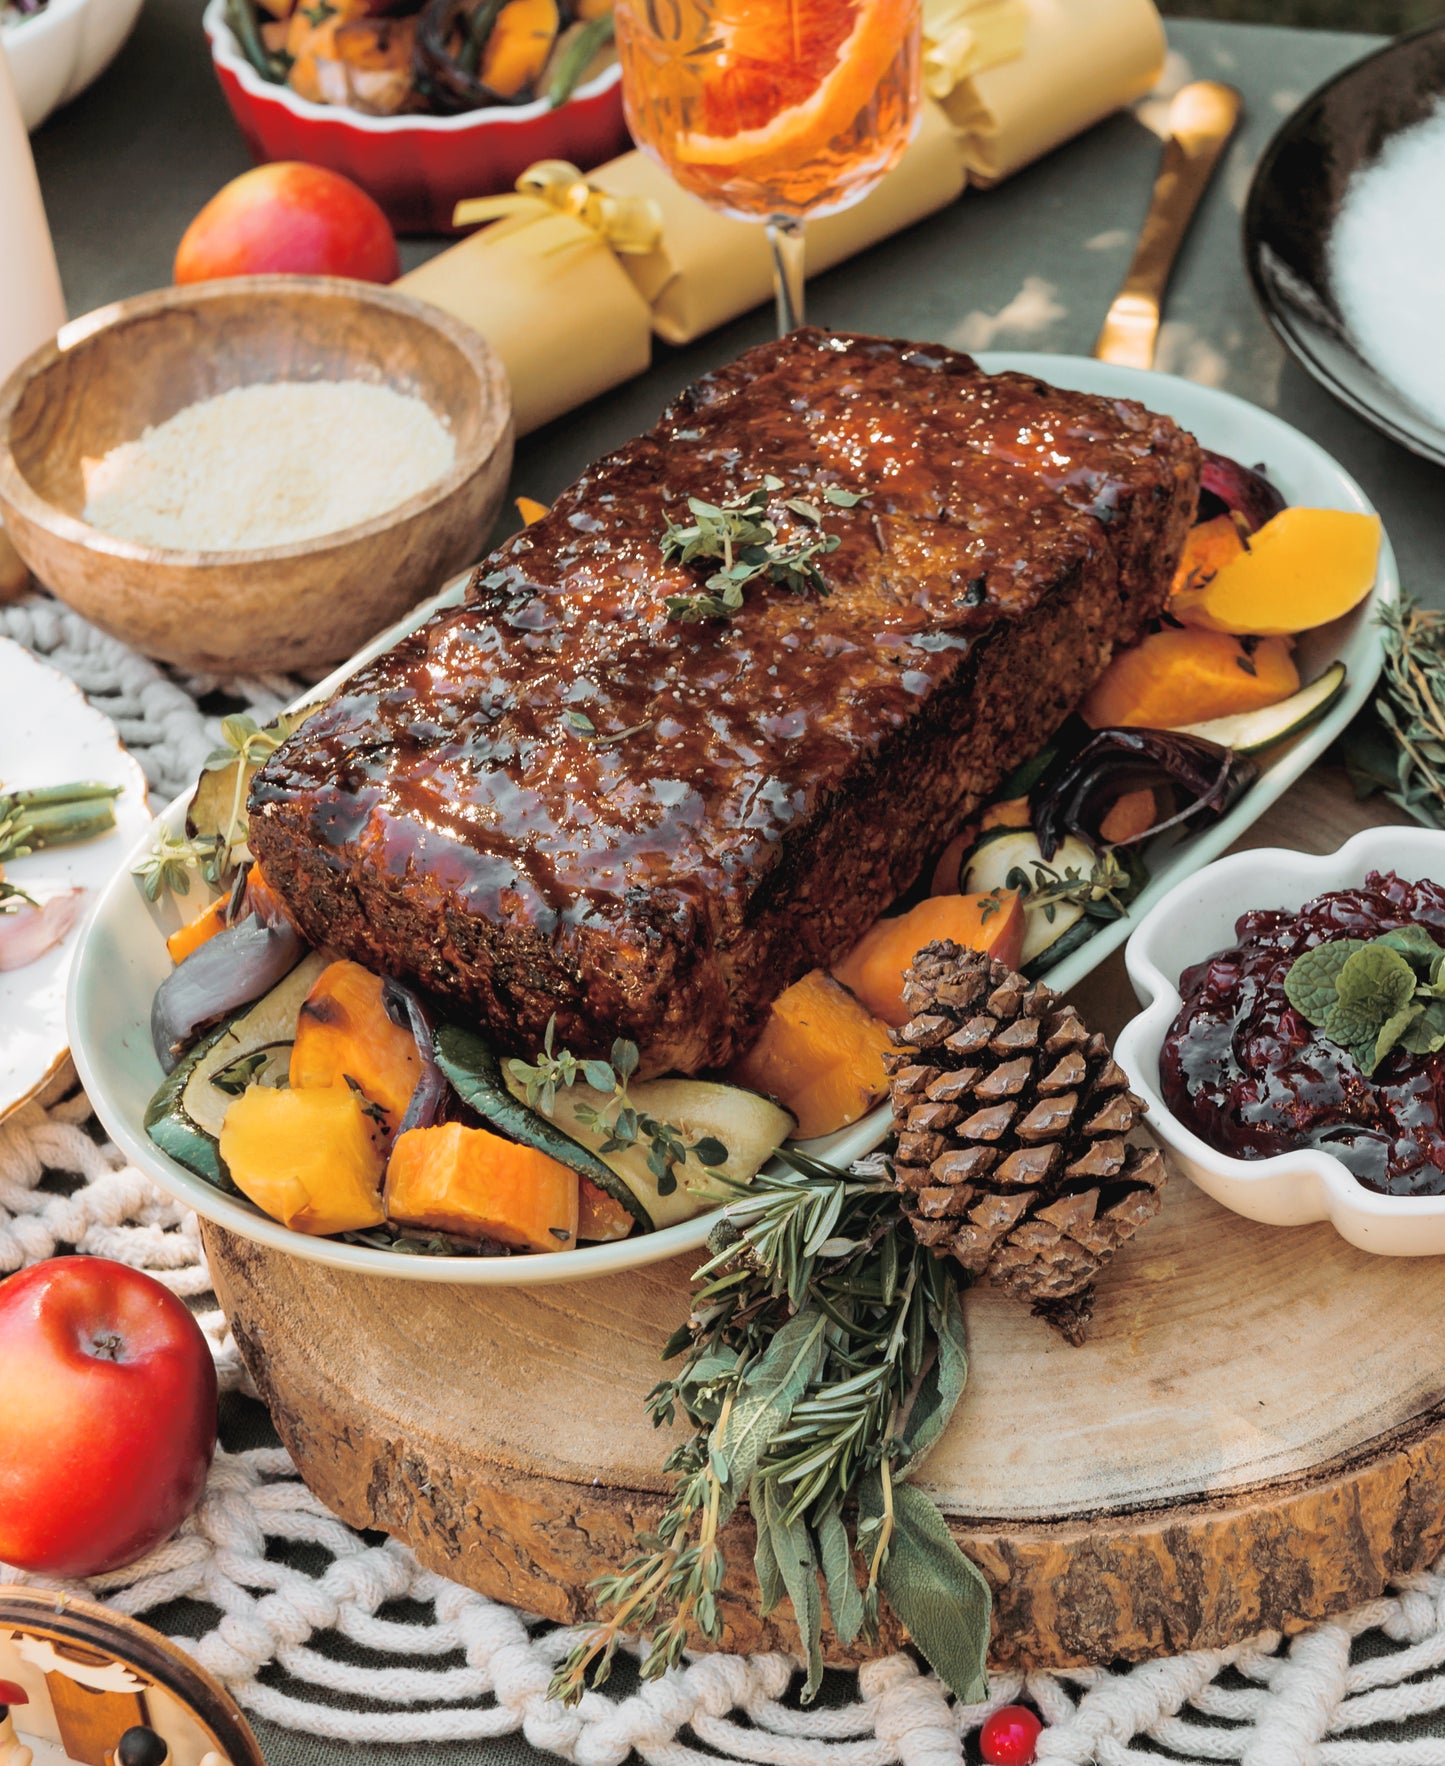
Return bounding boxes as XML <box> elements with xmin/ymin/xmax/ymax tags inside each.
<box><xmin>67</xmin><ymin>353</ymin><xmax>1397</xmax><ymax>1282</ymax></box>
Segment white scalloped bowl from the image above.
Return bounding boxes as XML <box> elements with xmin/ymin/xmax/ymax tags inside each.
<box><xmin>3</xmin><ymin>0</ymin><xmax>145</xmax><ymax>132</ymax></box>
<box><xmin>1116</xmin><ymin>828</ymin><xmax>1445</xmax><ymax>1255</ymax></box>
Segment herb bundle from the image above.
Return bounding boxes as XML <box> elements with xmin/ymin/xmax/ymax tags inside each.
<box><xmin>550</xmin><ymin>1151</ymin><xmax>990</xmax><ymax>1708</ymax></box>
<box><xmin>1285</xmin><ymin>925</ymin><xmax>1445</xmax><ymax>1074</ymax></box>
<box><xmin>660</xmin><ymin>480</ymin><xmax>862</xmax><ymax>623</ymax></box>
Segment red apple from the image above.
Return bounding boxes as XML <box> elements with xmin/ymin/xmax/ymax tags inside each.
<box><xmin>174</xmin><ymin>162</ymin><xmax>399</xmax><ymax>285</ymax></box>
<box><xmin>0</xmin><ymin>1258</ymin><xmax>217</xmax><ymax>1577</ymax></box>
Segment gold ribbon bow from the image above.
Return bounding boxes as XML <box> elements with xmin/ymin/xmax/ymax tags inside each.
<box><xmin>922</xmin><ymin>0</ymin><xmax>1030</xmax><ymax>101</ymax></box>
<box><xmin>453</xmin><ymin>160</ymin><xmax>665</xmax><ymax>255</ymax></box>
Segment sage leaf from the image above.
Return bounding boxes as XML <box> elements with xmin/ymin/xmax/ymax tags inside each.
<box><xmin>755</xmin><ymin>1477</ymin><xmax>824</xmax><ymax>1700</ymax></box>
<box><xmin>1284</xmin><ymin>939</ymin><xmax>1367</xmax><ymax>1025</ymax></box>
<box><xmin>860</xmin><ymin>1474</ymin><xmax>990</xmax><ymax>1705</ymax></box>
<box><xmin>714</xmin><ymin>1310</ymin><xmax>827</xmax><ymax>1527</ymax></box>
<box><xmin>751</xmin><ymin>1475</ymin><xmax>785</xmax><ymax>1616</ymax></box>
<box><xmin>897</xmin><ymin>1280</ymin><xmax>969</xmax><ymax>1477</ymax></box>
<box><xmin>816</xmin><ymin>1500</ymin><xmax>865</xmax><ymax>1647</ymax></box>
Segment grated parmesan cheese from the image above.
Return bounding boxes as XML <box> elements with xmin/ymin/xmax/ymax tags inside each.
<box><xmin>82</xmin><ymin>379</ymin><xmax>457</xmax><ymax>552</ymax></box>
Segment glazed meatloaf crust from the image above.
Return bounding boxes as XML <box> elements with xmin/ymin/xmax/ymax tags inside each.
<box><xmin>249</xmin><ymin>329</ymin><xmax>1199</xmax><ymax>1073</ymax></box>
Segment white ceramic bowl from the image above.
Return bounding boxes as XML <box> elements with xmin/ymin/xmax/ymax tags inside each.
<box><xmin>3</xmin><ymin>0</ymin><xmax>143</xmax><ymax>131</ymax></box>
<box><xmin>1117</xmin><ymin>827</ymin><xmax>1445</xmax><ymax>1256</ymax></box>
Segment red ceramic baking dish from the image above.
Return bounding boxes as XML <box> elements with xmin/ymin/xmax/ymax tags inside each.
<box><xmin>203</xmin><ymin>0</ymin><xmax>630</xmax><ymax>235</ymax></box>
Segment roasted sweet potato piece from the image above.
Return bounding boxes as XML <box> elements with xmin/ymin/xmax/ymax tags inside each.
<box><xmin>481</xmin><ymin>0</ymin><xmax>558</xmax><ymax>97</ymax></box>
<box><xmin>166</xmin><ymin>894</ymin><xmax>230</xmax><ymax>965</ymax></box>
<box><xmin>1080</xmin><ymin>628</ymin><xmax>1300</xmax><ymax>730</ymax></box>
<box><xmin>730</xmin><ymin>970</ymin><xmax>891</xmax><ymax>1140</ymax></box>
<box><xmin>385</xmin><ymin>1123</ymin><xmax>580</xmax><ymax>1252</ymax></box>
<box><xmin>289</xmin><ymin>960</ymin><xmax>422</xmax><ymax>1134</ymax></box>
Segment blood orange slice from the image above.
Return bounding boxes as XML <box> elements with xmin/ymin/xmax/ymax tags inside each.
<box><xmin>673</xmin><ymin>0</ymin><xmax>916</xmax><ymax>171</ymax></box>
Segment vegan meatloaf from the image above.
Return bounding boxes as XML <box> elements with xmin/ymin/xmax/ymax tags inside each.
<box><xmin>248</xmin><ymin>328</ymin><xmax>1200</xmax><ymax>1074</ymax></box>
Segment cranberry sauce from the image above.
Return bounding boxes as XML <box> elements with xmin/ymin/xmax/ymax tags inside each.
<box><xmin>1159</xmin><ymin>871</ymin><xmax>1445</xmax><ymax>1196</ymax></box>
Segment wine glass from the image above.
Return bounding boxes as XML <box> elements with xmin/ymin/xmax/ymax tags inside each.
<box><xmin>612</xmin><ymin>0</ymin><xmax>923</xmax><ymax>334</ymax></box>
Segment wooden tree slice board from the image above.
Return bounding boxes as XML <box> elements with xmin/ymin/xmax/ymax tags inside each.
<box><xmin>206</xmin><ymin>769</ymin><xmax>1445</xmax><ymax>1671</ymax></box>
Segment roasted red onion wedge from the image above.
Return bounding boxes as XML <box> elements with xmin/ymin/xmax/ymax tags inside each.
<box><xmin>1198</xmin><ymin>450</ymin><xmax>1287</xmax><ymax>532</ymax></box>
<box><xmin>382</xmin><ymin>977</ymin><xmax>447</xmax><ymax>1134</ymax></box>
<box><xmin>151</xmin><ymin>916</ymin><xmax>303</xmax><ymax>1071</ymax></box>
<box><xmin>1034</xmin><ymin>728</ymin><xmax>1259</xmax><ymax>860</ymax></box>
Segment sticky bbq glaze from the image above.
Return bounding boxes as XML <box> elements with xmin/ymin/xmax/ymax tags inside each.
<box><xmin>249</xmin><ymin>329</ymin><xmax>1199</xmax><ymax>1074</ymax></box>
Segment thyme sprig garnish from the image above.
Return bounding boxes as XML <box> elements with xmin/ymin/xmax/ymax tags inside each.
<box><xmin>132</xmin><ymin>711</ymin><xmax>303</xmax><ymax>901</ymax></box>
<box><xmin>1006</xmin><ymin>848</ymin><xmax>1133</xmax><ymax>922</ymax></box>
<box><xmin>507</xmin><ymin>1019</ymin><xmax>728</xmax><ymax>1197</ymax></box>
<box><xmin>563</xmin><ymin>709</ymin><xmax>653</xmax><ymax>747</ymax></box>
<box><xmin>660</xmin><ymin>480</ymin><xmax>862</xmax><ymax>623</ymax></box>
<box><xmin>550</xmin><ymin>1150</ymin><xmax>989</xmax><ymax>1707</ymax></box>
<box><xmin>1344</xmin><ymin>595</ymin><xmax>1445</xmax><ymax>829</ymax></box>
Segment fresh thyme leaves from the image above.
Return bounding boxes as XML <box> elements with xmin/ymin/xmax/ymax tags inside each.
<box><xmin>1285</xmin><ymin>926</ymin><xmax>1445</xmax><ymax>1074</ymax></box>
<box><xmin>659</xmin><ymin>479</ymin><xmax>861</xmax><ymax>623</ymax></box>
<box><xmin>1006</xmin><ymin>849</ymin><xmax>1134</xmax><ymax>924</ymax></box>
<box><xmin>133</xmin><ymin>825</ymin><xmax>217</xmax><ymax>901</ymax></box>
<box><xmin>507</xmin><ymin>1018</ymin><xmax>727</xmax><ymax>1196</ymax></box>
<box><xmin>0</xmin><ymin>878</ymin><xmax>37</xmax><ymax>916</ymax></box>
<box><xmin>133</xmin><ymin>710</ymin><xmax>302</xmax><ymax>900</ymax></box>
<box><xmin>549</xmin><ymin>1151</ymin><xmax>987</xmax><ymax>1707</ymax></box>
<box><xmin>1345</xmin><ymin>595</ymin><xmax>1445</xmax><ymax>829</ymax></box>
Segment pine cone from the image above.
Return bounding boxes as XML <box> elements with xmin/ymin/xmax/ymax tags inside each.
<box><xmin>885</xmin><ymin>941</ymin><xmax>1165</xmax><ymax>1338</ymax></box>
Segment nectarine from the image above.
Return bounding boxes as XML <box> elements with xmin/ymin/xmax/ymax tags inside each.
<box><xmin>174</xmin><ymin>162</ymin><xmax>399</xmax><ymax>285</ymax></box>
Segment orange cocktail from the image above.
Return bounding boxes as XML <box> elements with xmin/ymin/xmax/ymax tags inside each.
<box><xmin>614</xmin><ymin>0</ymin><xmax>922</xmax><ymax>324</ymax></box>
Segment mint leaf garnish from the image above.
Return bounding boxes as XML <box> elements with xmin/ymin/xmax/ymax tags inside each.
<box><xmin>1401</xmin><ymin>996</ymin><xmax>1445</xmax><ymax>1056</ymax></box>
<box><xmin>1283</xmin><ymin>939</ymin><xmax>1367</xmax><ymax>1025</ymax></box>
<box><xmin>1376</xmin><ymin>924</ymin><xmax>1443</xmax><ymax>970</ymax></box>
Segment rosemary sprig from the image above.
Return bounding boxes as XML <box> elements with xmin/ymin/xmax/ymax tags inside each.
<box><xmin>549</xmin><ymin>1151</ymin><xmax>990</xmax><ymax>1708</ymax></box>
<box><xmin>660</xmin><ymin>480</ymin><xmax>862</xmax><ymax>623</ymax></box>
<box><xmin>1006</xmin><ymin>847</ymin><xmax>1133</xmax><ymax>922</ymax></box>
<box><xmin>507</xmin><ymin>1020</ymin><xmax>728</xmax><ymax>1197</ymax></box>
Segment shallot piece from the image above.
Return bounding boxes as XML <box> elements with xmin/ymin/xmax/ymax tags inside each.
<box><xmin>0</xmin><ymin>887</ymin><xmax>85</xmax><ymax>971</ymax></box>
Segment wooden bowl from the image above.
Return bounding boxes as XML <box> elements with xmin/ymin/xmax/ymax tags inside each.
<box><xmin>0</xmin><ymin>276</ymin><xmax>513</xmax><ymax>673</ymax></box>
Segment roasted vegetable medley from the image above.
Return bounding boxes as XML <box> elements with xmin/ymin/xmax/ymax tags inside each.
<box><xmin>224</xmin><ymin>0</ymin><xmax>614</xmax><ymax>118</ymax></box>
<box><xmin>135</xmin><ymin>451</ymin><xmax>1379</xmax><ymax>1258</ymax></box>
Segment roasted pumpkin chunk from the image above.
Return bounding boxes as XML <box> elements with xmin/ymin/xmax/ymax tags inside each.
<box><xmin>385</xmin><ymin>1122</ymin><xmax>580</xmax><ymax>1252</ymax></box>
<box><xmin>289</xmin><ymin>959</ymin><xmax>421</xmax><ymax>1134</ymax></box>
<box><xmin>219</xmin><ymin>1083</ymin><xmax>385</xmax><ymax>1236</ymax></box>
<box><xmin>730</xmin><ymin>969</ymin><xmax>891</xmax><ymax>1140</ymax></box>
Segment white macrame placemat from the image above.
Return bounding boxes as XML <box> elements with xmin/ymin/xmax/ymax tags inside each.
<box><xmin>6</xmin><ymin>593</ymin><xmax>1445</xmax><ymax>1766</ymax></box>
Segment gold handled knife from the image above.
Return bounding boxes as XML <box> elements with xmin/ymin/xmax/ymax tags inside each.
<box><xmin>1094</xmin><ymin>80</ymin><xmax>1243</xmax><ymax>370</ymax></box>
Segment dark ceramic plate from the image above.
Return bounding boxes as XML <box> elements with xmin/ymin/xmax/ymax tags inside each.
<box><xmin>1244</xmin><ymin>20</ymin><xmax>1445</xmax><ymax>468</ymax></box>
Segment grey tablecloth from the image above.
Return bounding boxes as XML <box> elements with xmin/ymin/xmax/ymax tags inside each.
<box><xmin>27</xmin><ymin>10</ymin><xmax>1445</xmax><ymax>1763</ymax></box>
